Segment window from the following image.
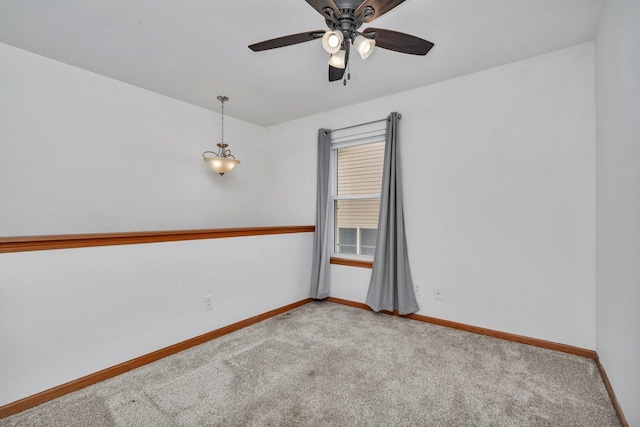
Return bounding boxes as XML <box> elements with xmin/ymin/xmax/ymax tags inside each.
<box><xmin>331</xmin><ymin>123</ymin><xmax>386</xmax><ymax>257</ymax></box>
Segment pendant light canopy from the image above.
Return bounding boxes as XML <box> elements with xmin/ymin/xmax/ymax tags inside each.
<box><xmin>203</xmin><ymin>95</ymin><xmax>240</xmax><ymax>176</ymax></box>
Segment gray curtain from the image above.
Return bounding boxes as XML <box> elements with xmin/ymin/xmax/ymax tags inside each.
<box><xmin>310</xmin><ymin>129</ymin><xmax>332</xmax><ymax>299</ymax></box>
<box><xmin>366</xmin><ymin>113</ymin><xmax>419</xmax><ymax>314</ymax></box>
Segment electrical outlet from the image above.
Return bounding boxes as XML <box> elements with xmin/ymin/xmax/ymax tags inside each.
<box><xmin>204</xmin><ymin>295</ymin><xmax>213</xmax><ymax>311</ymax></box>
<box><xmin>414</xmin><ymin>284</ymin><xmax>421</xmax><ymax>295</ymax></box>
<box><xmin>434</xmin><ymin>288</ymin><xmax>443</xmax><ymax>300</ymax></box>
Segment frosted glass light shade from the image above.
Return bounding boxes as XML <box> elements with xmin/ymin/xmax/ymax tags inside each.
<box><xmin>322</xmin><ymin>31</ymin><xmax>343</xmax><ymax>54</ymax></box>
<box><xmin>353</xmin><ymin>35</ymin><xmax>375</xmax><ymax>59</ymax></box>
<box><xmin>204</xmin><ymin>157</ymin><xmax>240</xmax><ymax>176</ymax></box>
<box><xmin>328</xmin><ymin>49</ymin><xmax>346</xmax><ymax>69</ymax></box>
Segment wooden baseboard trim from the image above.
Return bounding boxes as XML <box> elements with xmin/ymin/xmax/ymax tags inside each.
<box><xmin>595</xmin><ymin>354</ymin><xmax>629</xmax><ymax>427</ymax></box>
<box><xmin>3</xmin><ymin>297</ymin><xmax>626</xmax><ymax>426</ymax></box>
<box><xmin>326</xmin><ymin>297</ymin><xmax>629</xmax><ymax>425</ymax></box>
<box><xmin>0</xmin><ymin>226</ymin><xmax>315</xmax><ymax>253</ymax></box>
<box><xmin>0</xmin><ymin>298</ymin><xmax>313</xmax><ymax>419</ymax></box>
<box><xmin>324</xmin><ymin>297</ymin><xmax>597</xmax><ymax>359</ymax></box>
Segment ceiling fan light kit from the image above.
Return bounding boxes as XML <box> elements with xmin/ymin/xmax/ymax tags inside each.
<box><xmin>248</xmin><ymin>0</ymin><xmax>434</xmax><ymax>83</ymax></box>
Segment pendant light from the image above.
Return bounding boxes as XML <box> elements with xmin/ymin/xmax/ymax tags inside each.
<box><xmin>202</xmin><ymin>95</ymin><xmax>240</xmax><ymax>176</ymax></box>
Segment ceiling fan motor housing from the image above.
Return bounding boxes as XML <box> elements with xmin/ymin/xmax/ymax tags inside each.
<box><xmin>324</xmin><ymin>1</ymin><xmax>373</xmax><ymax>41</ymax></box>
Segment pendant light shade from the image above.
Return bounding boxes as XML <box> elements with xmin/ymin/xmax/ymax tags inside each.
<box><xmin>328</xmin><ymin>49</ymin><xmax>347</xmax><ymax>69</ymax></box>
<box><xmin>202</xmin><ymin>95</ymin><xmax>240</xmax><ymax>176</ymax></box>
<box><xmin>353</xmin><ymin>35</ymin><xmax>375</xmax><ymax>59</ymax></box>
<box><xmin>322</xmin><ymin>30</ymin><xmax>344</xmax><ymax>54</ymax></box>
<box><xmin>203</xmin><ymin>155</ymin><xmax>240</xmax><ymax>175</ymax></box>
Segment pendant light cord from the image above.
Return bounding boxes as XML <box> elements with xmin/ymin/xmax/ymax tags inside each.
<box><xmin>220</xmin><ymin>98</ymin><xmax>225</xmax><ymax>145</ymax></box>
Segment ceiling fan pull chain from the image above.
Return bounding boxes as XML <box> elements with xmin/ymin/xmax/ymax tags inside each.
<box><xmin>346</xmin><ymin>41</ymin><xmax>352</xmax><ymax>85</ymax></box>
<box><xmin>344</xmin><ymin>61</ymin><xmax>352</xmax><ymax>86</ymax></box>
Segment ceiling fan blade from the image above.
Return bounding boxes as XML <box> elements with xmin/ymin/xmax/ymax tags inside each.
<box><xmin>249</xmin><ymin>30</ymin><xmax>325</xmax><ymax>52</ymax></box>
<box><xmin>305</xmin><ymin>0</ymin><xmax>341</xmax><ymax>19</ymax></box>
<box><xmin>329</xmin><ymin>43</ymin><xmax>350</xmax><ymax>82</ymax></box>
<box><xmin>365</xmin><ymin>27</ymin><xmax>434</xmax><ymax>55</ymax></box>
<box><xmin>355</xmin><ymin>0</ymin><xmax>406</xmax><ymax>23</ymax></box>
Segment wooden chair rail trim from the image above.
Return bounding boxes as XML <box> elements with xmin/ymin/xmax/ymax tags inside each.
<box><xmin>0</xmin><ymin>226</ymin><xmax>315</xmax><ymax>253</ymax></box>
<box><xmin>0</xmin><ymin>298</ymin><xmax>314</xmax><ymax>419</ymax></box>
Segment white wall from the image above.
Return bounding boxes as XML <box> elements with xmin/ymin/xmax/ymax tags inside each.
<box><xmin>0</xmin><ymin>42</ymin><xmax>314</xmax><ymax>407</ymax></box>
<box><xmin>0</xmin><ymin>42</ymin><xmax>268</xmax><ymax>236</ymax></box>
<box><xmin>595</xmin><ymin>0</ymin><xmax>640</xmax><ymax>424</ymax></box>
<box><xmin>0</xmin><ymin>233</ymin><xmax>313</xmax><ymax>406</ymax></box>
<box><xmin>267</xmin><ymin>43</ymin><xmax>597</xmax><ymax>349</ymax></box>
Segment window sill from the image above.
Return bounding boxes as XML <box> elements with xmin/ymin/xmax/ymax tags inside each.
<box><xmin>330</xmin><ymin>257</ymin><xmax>373</xmax><ymax>269</ymax></box>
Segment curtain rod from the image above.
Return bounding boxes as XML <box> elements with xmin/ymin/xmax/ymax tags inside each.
<box><xmin>330</xmin><ymin>113</ymin><xmax>402</xmax><ymax>133</ymax></box>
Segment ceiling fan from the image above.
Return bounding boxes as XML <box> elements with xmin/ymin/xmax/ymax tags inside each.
<box><xmin>248</xmin><ymin>0</ymin><xmax>434</xmax><ymax>83</ymax></box>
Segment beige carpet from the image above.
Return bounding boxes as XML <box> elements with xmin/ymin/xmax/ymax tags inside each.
<box><xmin>2</xmin><ymin>301</ymin><xmax>619</xmax><ymax>426</ymax></box>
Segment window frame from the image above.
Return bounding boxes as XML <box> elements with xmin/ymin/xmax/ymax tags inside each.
<box><xmin>329</xmin><ymin>122</ymin><xmax>386</xmax><ymax>261</ymax></box>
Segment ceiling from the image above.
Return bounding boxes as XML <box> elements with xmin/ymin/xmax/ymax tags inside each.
<box><xmin>0</xmin><ymin>0</ymin><xmax>603</xmax><ymax>127</ymax></box>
